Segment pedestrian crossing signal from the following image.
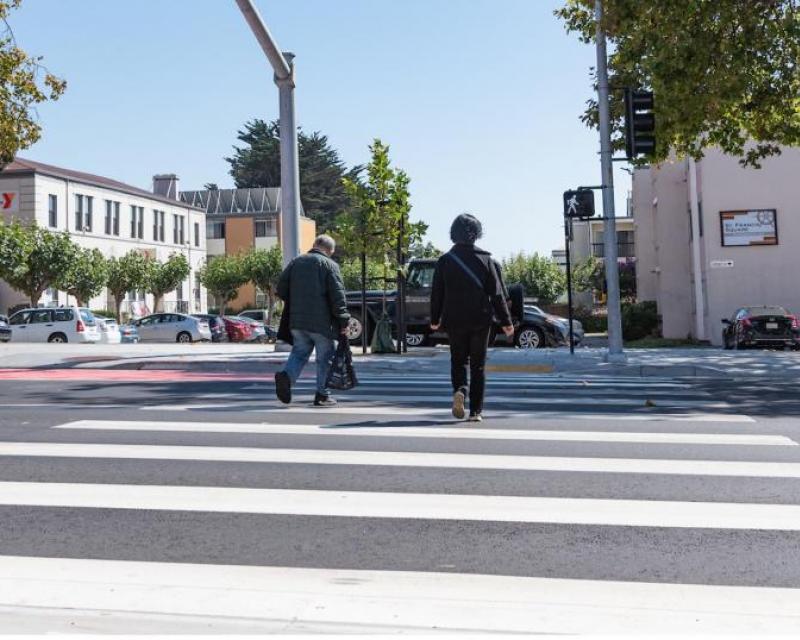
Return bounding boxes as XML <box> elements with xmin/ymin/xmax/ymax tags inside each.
<box><xmin>563</xmin><ymin>189</ymin><xmax>595</xmax><ymax>219</ymax></box>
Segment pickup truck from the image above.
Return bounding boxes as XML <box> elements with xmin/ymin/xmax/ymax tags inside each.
<box><xmin>344</xmin><ymin>259</ymin><xmax>582</xmax><ymax>349</ymax></box>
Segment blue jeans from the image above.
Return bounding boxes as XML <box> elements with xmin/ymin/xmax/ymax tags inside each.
<box><xmin>282</xmin><ymin>329</ymin><xmax>336</xmax><ymax>396</ymax></box>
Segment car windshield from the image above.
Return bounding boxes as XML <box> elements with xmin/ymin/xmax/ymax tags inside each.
<box><xmin>525</xmin><ymin>305</ymin><xmax>545</xmax><ymax>315</ymax></box>
<box><xmin>407</xmin><ymin>264</ymin><xmax>435</xmax><ymax>289</ymax></box>
<box><xmin>747</xmin><ymin>306</ymin><xmax>789</xmax><ymax>317</ymax></box>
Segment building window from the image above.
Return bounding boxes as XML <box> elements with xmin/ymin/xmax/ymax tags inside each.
<box><xmin>255</xmin><ymin>218</ymin><xmax>277</xmax><ymax>238</ymax></box>
<box><xmin>85</xmin><ymin>196</ymin><xmax>93</xmax><ymax>231</ymax></box>
<box><xmin>153</xmin><ymin>210</ymin><xmax>166</xmax><ymax>242</ymax></box>
<box><xmin>75</xmin><ymin>194</ymin><xmax>83</xmax><ymax>231</ymax></box>
<box><xmin>153</xmin><ymin>210</ymin><xmax>159</xmax><ymax>241</ymax></box>
<box><xmin>173</xmin><ymin>214</ymin><xmax>179</xmax><ymax>244</ymax></box>
<box><xmin>105</xmin><ymin>200</ymin><xmax>120</xmax><ymax>235</ymax></box>
<box><xmin>206</xmin><ymin>221</ymin><xmax>225</xmax><ymax>239</ymax></box>
<box><xmin>130</xmin><ymin>206</ymin><xmax>144</xmax><ymax>239</ymax></box>
<box><xmin>48</xmin><ymin>195</ymin><xmax>57</xmax><ymax>228</ymax></box>
<box><xmin>179</xmin><ymin>216</ymin><xmax>185</xmax><ymax>245</ymax></box>
<box><xmin>113</xmin><ymin>202</ymin><xmax>120</xmax><ymax>236</ymax></box>
<box><xmin>194</xmin><ymin>222</ymin><xmax>200</xmax><ymax>247</ymax></box>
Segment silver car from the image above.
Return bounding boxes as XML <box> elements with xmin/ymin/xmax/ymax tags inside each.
<box><xmin>134</xmin><ymin>313</ymin><xmax>211</xmax><ymax>343</ymax></box>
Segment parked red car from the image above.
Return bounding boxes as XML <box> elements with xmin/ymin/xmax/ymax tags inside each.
<box><xmin>223</xmin><ymin>316</ymin><xmax>254</xmax><ymax>342</ymax></box>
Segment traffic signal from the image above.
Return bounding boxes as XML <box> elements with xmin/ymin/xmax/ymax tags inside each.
<box><xmin>624</xmin><ymin>89</ymin><xmax>655</xmax><ymax>159</ymax></box>
<box><xmin>563</xmin><ymin>189</ymin><xmax>595</xmax><ymax>219</ymax></box>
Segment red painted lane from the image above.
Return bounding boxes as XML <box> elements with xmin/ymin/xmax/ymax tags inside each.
<box><xmin>0</xmin><ymin>369</ymin><xmax>284</xmax><ymax>382</ymax></box>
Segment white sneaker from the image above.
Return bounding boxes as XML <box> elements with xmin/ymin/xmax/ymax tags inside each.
<box><xmin>452</xmin><ymin>390</ymin><xmax>466</xmax><ymax>420</ymax></box>
<box><xmin>468</xmin><ymin>413</ymin><xmax>483</xmax><ymax>423</ymax></box>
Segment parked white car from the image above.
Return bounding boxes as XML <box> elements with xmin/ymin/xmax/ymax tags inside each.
<box><xmin>133</xmin><ymin>313</ymin><xmax>212</xmax><ymax>343</ymax></box>
<box><xmin>7</xmin><ymin>306</ymin><xmax>100</xmax><ymax>343</ymax></box>
<box><xmin>95</xmin><ymin>316</ymin><xmax>122</xmax><ymax>344</ymax></box>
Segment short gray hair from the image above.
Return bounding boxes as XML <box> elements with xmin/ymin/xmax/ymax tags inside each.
<box><xmin>313</xmin><ymin>234</ymin><xmax>336</xmax><ymax>254</ymax></box>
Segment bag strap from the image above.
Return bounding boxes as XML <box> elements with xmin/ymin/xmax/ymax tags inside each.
<box><xmin>446</xmin><ymin>251</ymin><xmax>486</xmax><ymax>292</ymax></box>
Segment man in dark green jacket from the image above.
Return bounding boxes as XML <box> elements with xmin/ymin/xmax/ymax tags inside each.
<box><xmin>275</xmin><ymin>234</ymin><xmax>350</xmax><ymax>407</ymax></box>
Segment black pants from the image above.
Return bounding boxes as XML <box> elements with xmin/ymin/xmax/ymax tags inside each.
<box><xmin>448</xmin><ymin>326</ymin><xmax>491</xmax><ymax>414</ymax></box>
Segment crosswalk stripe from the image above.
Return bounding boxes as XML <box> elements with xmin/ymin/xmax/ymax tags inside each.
<box><xmin>55</xmin><ymin>420</ymin><xmax>795</xmax><ymax>446</ymax></box>
<box><xmin>253</xmin><ymin>406</ymin><xmax>756</xmax><ymax>422</ymax></box>
<box><xmin>2</xmin><ymin>482</ymin><xmax>799</xmax><ymax>529</ymax></box>
<box><xmin>4</xmin><ymin>442</ymin><xmax>800</xmax><ymax>477</ymax></box>
<box><xmin>329</xmin><ymin>394</ymin><xmax>730</xmax><ymax>408</ymax></box>
<box><xmin>281</xmin><ymin>378</ymin><xmax>698</xmax><ymax>389</ymax></box>
<box><xmin>1</xmin><ymin>556</ymin><xmax>799</xmax><ymax>633</ymax></box>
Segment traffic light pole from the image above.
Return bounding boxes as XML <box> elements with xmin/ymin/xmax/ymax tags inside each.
<box><xmin>564</xmin><ymin>217</ymin><xmax>575</xmax><ymax>355</ymax></box>
<box><xmin>594</xmin><ymin>0</ymin><xmax>625</xmax><ymax>362</ymax></box>
<box><xmin>234</xmin><ymin>0</ymin><xmax>301</xmax><ymax>267</ymax></box>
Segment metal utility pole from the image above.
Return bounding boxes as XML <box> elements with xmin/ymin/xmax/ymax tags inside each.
<box><xmin>564</xmin><ymin>217</ymin><xmax>576</xmax><ymax>355</ymax></box>
<box><xmin>235</xmin><ymin>0</ymin><xmax>301</xmax><ymax>266</ymax></box>
<box><xmin>594</xmin><ymin>0</ymin><xmax>625</xmax><ymax>362</ymax></box>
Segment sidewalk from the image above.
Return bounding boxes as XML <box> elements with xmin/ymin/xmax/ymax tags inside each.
<box><xmin>2</xmin><ymin>342</ymin><xmax>800</xmax><ymax>379</ymax></box>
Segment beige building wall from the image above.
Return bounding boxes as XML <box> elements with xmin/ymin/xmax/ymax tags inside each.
<box><xmin>633</xmin><ymin>146</ymin><xmax>800</xmax><ymax>345</ymax></box>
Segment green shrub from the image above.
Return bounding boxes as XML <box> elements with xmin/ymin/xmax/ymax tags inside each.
<box><xmin>621</xmin><ymin>300</ymin><xmax>659</xmax><ymax>341</ymax></box>
<box><xmin>574</xmin><ymin>306</ymin><xmax>608</xmax><ymax>333</ymax></box>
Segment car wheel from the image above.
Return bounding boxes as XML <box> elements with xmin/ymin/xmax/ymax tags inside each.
<box><xmin>515</xmin><ymin>326</ymin><xmax>544</xmax><ymax>349</ymax></box>
<box><xmin>405</xmin><ymin>333</ymin><xmax>427</xmax><ymax>347</ymax></box>
<box><xmin>177</xmin><ymin>332</ymin><xmax>192</xmax><ymax>344</ymax></box>
<box><xmin>346</xmin><ymin>313</ymin><xmax>370</xmax><ymax>346</ymax></box>
<box><xmin>48</xmin><ymin>333</ymin><xmax>67</xmax><ymax>343</ymax></box>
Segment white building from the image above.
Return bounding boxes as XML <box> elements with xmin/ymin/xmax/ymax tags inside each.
<box><xmin>633</xmin><ymin>147</ymin><xmax>800</xmax><ymax>345</ymax></box>
<box><xmin>0</xmin><ymin>158</ymin><xmax>207</xmax><ymax>316</ymax></box>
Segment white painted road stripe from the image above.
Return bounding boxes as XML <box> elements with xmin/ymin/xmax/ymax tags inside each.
<box><xmin>4</xmin><ymin>442</ymin><xmax>800</xmax><ymax>477</ymax></box>
<box><xmin>56</xmin><ymin>420</ymin><xmax>795</xmax><ymax>446</ymax></box>
<box><xmin>330</xmin><ymin>394</ymin><xmax>730</xmax><ymax>408</ymax></box>
<box><xmin>1</xmin><ymin>556</ymin><xmax>799</xmax><ymax>634</ymax></box>
<box><xmin>1</xmin><ymin>482</ymin><xmax>799</xmax><ymax>529</ymax></box>
<box><xmin>255</xmin><ymin>406</ymin><xmax>756</xmax><ymax>422</ymax></box>
<box><xmin>278</xmin><ymin>378</ymin><xmax>698</xmax><ymax>390</ymax></box>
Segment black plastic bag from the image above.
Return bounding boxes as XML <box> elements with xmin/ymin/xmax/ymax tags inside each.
<box><xmin>326</xmin><ymin>339</ymin><xmax>358</xmax><ymax>391</ymax></box>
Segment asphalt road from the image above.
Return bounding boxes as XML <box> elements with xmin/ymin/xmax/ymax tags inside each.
<box><xmin>1</xmin><ymin>364</ymin><xmax>800</xmax><ymax>633</ymax></box>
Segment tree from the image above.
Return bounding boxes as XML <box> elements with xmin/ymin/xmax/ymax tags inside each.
<box><xmin>225</xmin><ymin>119</ymin><xmax>362</xmax><ymax>231</ymax></box>
<box><xmin>106</xmin><ymin>251</ymin><xmax>154</xmax><ymax>322</ymax></box>
<box><xmin>338</xmin><ymin>140</ymin><xmax>427</xmax><ymax>276</ymax></box>
<box><xmin>57</xmin><ymin>247</ymin><xmax>107</xmax><ymax>307</ymax></box>
<box><xmin>556</xmin><ymin>0</ymin><xmax>800</xmax><ymax>167</ymax></box>
<box><xmin>242</xmin><ymin>245</ymin><xmax>282</xmax><ymax>324</ymax></box>
<box><xmin>501</xmin><ymin>252</ymin><xmax>566</xmax><ymax>305</ymax></box>
<box><xmin>198</xmin><ymin>254</ymin><xmax>248</xmax><ymax>315</ymax></box>
<box><xmin>338</xmin><ymin>259</ymin><xmax>386</xmax><ymax>291</ymax></box>
<box><xmin>147</xmin><ymin>253</ymin><xmax>190</xmax><ymax>313</ymax></box>
<box><xmin>0</xmin><ymin>220</ymin><xmax>77</xmax><ymax>307</ymax></box>
<box><xmin>0</xmin><ymin>0</ymin><xmax>66</xmax><ymax>165</ymax></box>
<box><xmin>409</xmin><ymin>240</ymin><xmax>443</xmax><ymax>259</ymax></box>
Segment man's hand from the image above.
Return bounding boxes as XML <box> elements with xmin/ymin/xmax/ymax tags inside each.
<box><xmin>430</xmin><ymin>323</ymin><xmax>440</xmax><ymax>331</ymax></box>
<box><xmin>502</xmin><ymin>325</ymin><xmax>514</xmax><ymax>338</ymax></box>
<box><xmin>340</xmin><ymin>327</ymin><xmax>350</xmax><ymax>336</ymax></box>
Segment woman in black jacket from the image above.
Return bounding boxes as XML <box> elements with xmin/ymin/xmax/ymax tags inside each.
<box><xmin>430</xmin><ymin>214</ymin><xmax>514</xmax><ymax>422</ymax></box>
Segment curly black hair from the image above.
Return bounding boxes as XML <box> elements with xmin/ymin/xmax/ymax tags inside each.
<box><xmin>450</xmin><ymin>213</ymin><xmax>483</xmax><ymax>245</ymax></box>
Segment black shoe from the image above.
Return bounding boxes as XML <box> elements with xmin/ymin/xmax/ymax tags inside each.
<box><xmin>314</xmin><ymin>393</ymin><xmax>338</xmax><ymax>408</ymax></box>
<box><xmin>275</xmin><ymin>371</ymin><xmax>291</xmax><ymax>404</ymax></box>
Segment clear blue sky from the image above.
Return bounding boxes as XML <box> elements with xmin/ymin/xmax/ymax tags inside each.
<box><xmin>15</xmin><ymin>0</ymin><xmax>630</xmax><ymax>259</ymax></box>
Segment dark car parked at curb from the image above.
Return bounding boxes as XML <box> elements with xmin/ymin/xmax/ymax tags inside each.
<box><xmin>722</xmin><ymin>306</ymin><xmax>800</xmax><ymax>350</ymax></box>
<box><xmin>192</xmin><ymin>314</ymin><xmax>228</xmax><ymax>343</ymax></box>
<box><xmin>0</xmin><ymin>315</ymin><xmax>10</xmax><ymax>342</ymax></box>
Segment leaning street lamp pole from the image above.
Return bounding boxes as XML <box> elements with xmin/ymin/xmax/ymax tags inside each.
<box><xmin>594</xmin><ymin>0</ymin><xmax>625</xmax><ymax>362</ymax></box>
<box><xmin>234</xmin><ymin>0</ymin><xmax>301</xmax><ymax>267</ymax></box>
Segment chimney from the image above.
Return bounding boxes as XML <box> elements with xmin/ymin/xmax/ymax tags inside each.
<box><xmin>153</xmin><ymin>174</ymin><xmax>179</xmax><ymax>200</ymax></box>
